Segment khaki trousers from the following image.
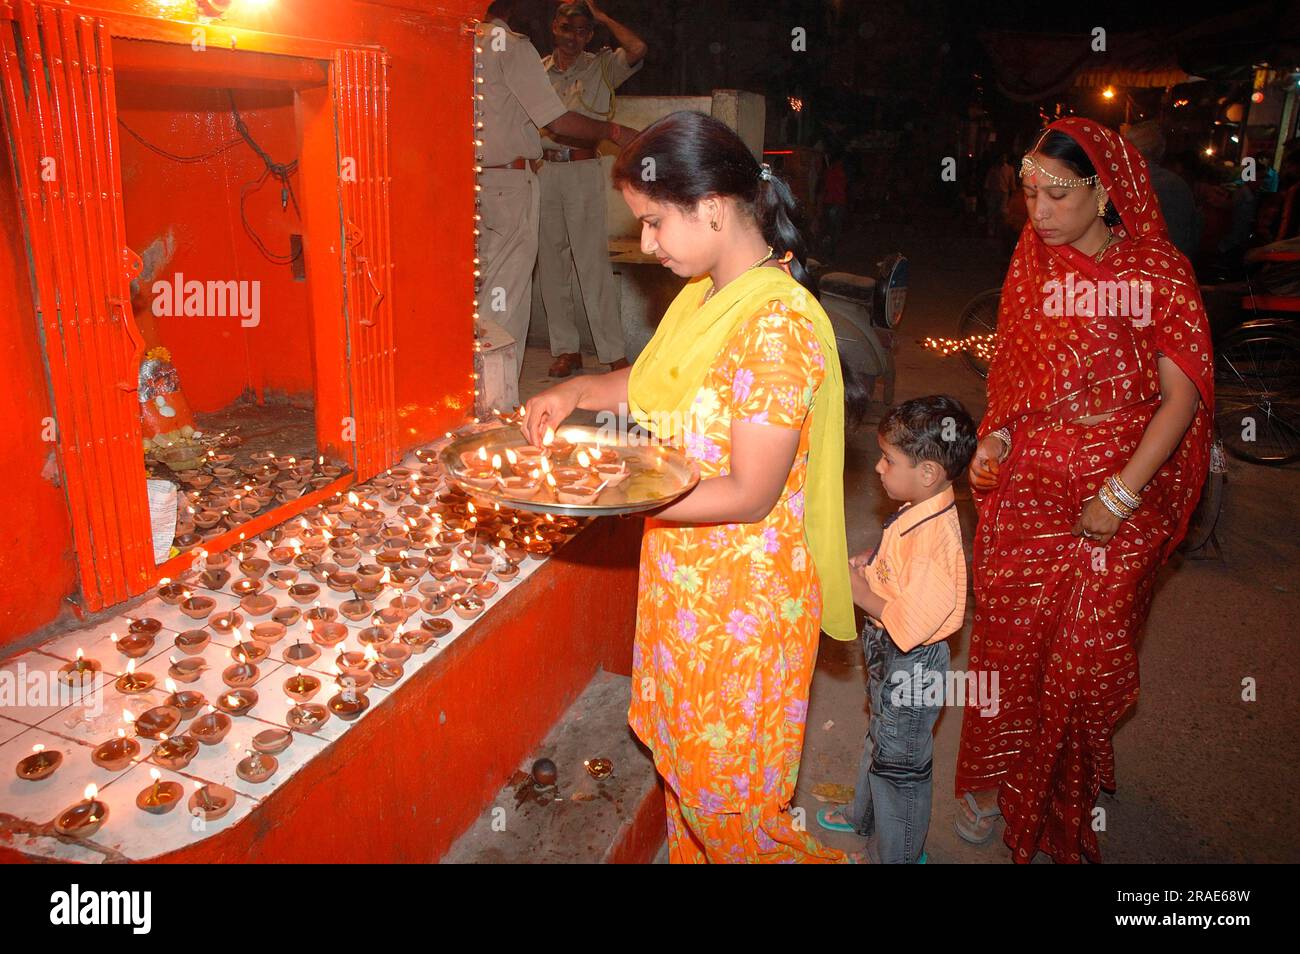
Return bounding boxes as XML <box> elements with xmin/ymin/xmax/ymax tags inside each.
<box><xmin>478</xmin><ymin>166</ymin><xmax>540</xmax><ymax>379</ymax></box>
<box><xmin>536</xmin><ymin>158</ymin><xmax>625</xmax><ymax>364</ymax></box>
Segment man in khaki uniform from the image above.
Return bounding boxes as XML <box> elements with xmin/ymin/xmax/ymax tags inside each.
<box><xmin>538</xmin><ymin>1</ymin><xmax>646</xmax><ymax>378</ymax></box>
<box><xmin>476</xmin><ymin>0</ymin><xmax>637</xmax><ymax>382</ymax></box>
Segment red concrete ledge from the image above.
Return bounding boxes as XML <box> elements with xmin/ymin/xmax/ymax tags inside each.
<box><xmin>0</xmin><ymin>516</ymin><xmax>644</xmax><ymax>864</ymax></box>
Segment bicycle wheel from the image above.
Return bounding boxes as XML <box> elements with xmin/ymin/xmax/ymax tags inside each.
<box><xmin>956</xmin><ymin>287</ymin><xmax>1000</xmax><ymax>379</ymax></box>
<box><xmin>1214</xmin><ymin>326</ymin><xmax>1300</xmax><ymax>465</ymax></box>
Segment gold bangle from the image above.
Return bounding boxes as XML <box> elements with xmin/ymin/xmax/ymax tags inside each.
<box><xmin>1096</xmin><ymin>483</ymin><xmax>1134</xmax><ymax>520</ymax></box>
<box><xmin>1107</xmin><ymin>473</ymin><xmax>1142</xmax><ymax>510</ymax></box>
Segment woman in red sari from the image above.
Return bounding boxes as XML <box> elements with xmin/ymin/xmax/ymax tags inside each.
<box><xmin>955</xmin><ymin>118</ymin><xmax>1213</xmax><ymax>863</ymax></box>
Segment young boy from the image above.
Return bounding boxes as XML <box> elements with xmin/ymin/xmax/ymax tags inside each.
<box><xmin>819</xmin><ymin>395</ymin><xmax>976</xmax><ymax>863</ymax></box>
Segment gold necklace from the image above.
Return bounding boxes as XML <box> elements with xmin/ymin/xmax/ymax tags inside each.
<box><xmin>702</xmin><ymin>246</ymin><xmax>776</xmax><ymax>305</ymax></box>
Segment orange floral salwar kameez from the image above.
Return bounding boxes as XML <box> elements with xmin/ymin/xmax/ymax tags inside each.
<box><xmin>627</xmin><ymin>296</ymin><xmax>844</xmax><ymax>864</ymax></box>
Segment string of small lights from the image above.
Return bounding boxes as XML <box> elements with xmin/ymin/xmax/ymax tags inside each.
<box><xmin>922</xmin><ymin>333</ymin><xmax>998</xmax><ymax>362</ymax></box>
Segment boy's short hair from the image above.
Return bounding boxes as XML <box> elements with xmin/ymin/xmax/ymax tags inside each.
<box><xmin>878</xmin><ymin>395</ymin><xmax>977</xmax><ymax>481</ymax></box>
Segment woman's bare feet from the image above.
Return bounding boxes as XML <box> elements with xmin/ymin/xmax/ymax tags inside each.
<box><xmin>955</xmin><ymin>788</ymin><xmax>1001</xmax><ymax>843</ymax></box>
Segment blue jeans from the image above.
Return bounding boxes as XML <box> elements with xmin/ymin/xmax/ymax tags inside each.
<box><xmin>845</xmin><ymin>620</ymin><xmax>949</xmax><ymax>863</ymax></box>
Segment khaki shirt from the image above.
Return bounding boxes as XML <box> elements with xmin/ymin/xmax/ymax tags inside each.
<box><xmin>475</xmin><ymin>18</ymin><xmax>567</xmax><ymax>167</ymax></box>
<box><xmin>540</xmin><ymin>47</ymin><xmax>641</xmax><ymax>149</ymax></box>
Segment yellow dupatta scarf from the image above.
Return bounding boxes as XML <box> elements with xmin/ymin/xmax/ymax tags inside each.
<box><xmin>627</xmin><ymin>266</ymin><xmax>855</xmax><ymax>641</ymax></box>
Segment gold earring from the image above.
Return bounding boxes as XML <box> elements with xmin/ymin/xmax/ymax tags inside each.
<box><xmin>1096</xmin><ymin>190</ymin><xmax>1107</xmax><ymax>217</ymax></box>
<box><xmin>710</xmin><ymin>220</ymin><xmax>721</xmax><ymax>231</ymax></box>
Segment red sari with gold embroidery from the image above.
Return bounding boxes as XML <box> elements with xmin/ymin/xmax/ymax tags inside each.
<box><xmin>955</xmin><ymin>119</ymin><xmax>1214</xmax><ymax>863</ymax></box>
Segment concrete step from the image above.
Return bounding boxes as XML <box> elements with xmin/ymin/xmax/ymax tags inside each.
<box><xmin>442</xmin><ymin>670</ymin><xmax>665</xmax><ymax>864</ymax></box>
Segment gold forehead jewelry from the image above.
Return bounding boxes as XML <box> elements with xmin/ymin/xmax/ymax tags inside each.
<box><xmin>1020</xmin><ymin>155</ymin><xmax>1099</xmax><ymax>189</ymax></box>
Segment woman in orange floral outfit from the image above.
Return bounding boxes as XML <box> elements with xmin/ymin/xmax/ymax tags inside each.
<box><xmin>524</xmin><ymin>112</ymin><xmax>864</xmax><ymax>862</ymax></box>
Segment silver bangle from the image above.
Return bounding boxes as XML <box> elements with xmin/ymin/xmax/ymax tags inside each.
<box><xmin>1095</xmin><ymin>485</ymin><xmax>1131</xmax><ymax>520</ymax></box>
<box><xmin>990</xmin><ymin>427</ymin><xmax>1012</xmax><ymax>461</ymax></box>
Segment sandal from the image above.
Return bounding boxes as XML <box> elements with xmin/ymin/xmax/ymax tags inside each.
<box><xmin>953</xmin><ymin>791</ymin><xmax>1001</xmax><ymax>845</ymax></box>
<box><xmin>817</xmin><ymin>806</ymin><xmax>857</xmax><ymax>833</ymax></box>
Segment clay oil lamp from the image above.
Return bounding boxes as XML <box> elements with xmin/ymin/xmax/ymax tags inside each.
<box><xmin>240</xmin><ymin>592</ymin><xmax>277</xmax><ymax>617</ymax></box>
<box><xmin>55</xmin><ymin>784</ymin><xmax>109</xmax><ymax>838</ymax></box>
<box><xmin>269</xmin><ymin>545</ymin><xmax>298</xmax><ymax>566</ymax></box>
<box><xmin>388</xmin><ymin>594</ymin><xmax>421</xmax><ymax>619</ymax></box>
<box><xmin>236</xmin><ymin>748</ymin><xmax>278</xmax><ymax>784</ymax></box>
<box><xmin>188</xmin><ymin>781</ymin><xmax>236</xmax><ymax>821</ymax></box>
<box><xmin>283</xmin><ymin>636</ymin><xmax>321</xmax><ymax>667</ymax></box>
<box><xmin>339</xmin><ymin>598</ymin><xmax>373</xmax><ymax>623</ymax></box>
<box><xmin>172</xmin><ymin>627</ymin><xmax>209</xmax><ymax>656</ymax></box>
<box><xmin>222</xmin><ymin>655</ymin><xmax>260</xmax><ymax>689</ymax></box>
<box><xmin>266</xmin><ymin>569</ymin><xmax>299</xmax><ymax>591</ymax></box>
<box><xmin>443</xmin><ymin>581</ymin><xmax>472</xmax><ymax>600</ymax></box>
<box><xmin>468</xmin><ymin>551</ymin><xmax>496</xmax><ymax>573</ymax></box>
<box><xmin>157</xmin><ymin>578</ymin><xmax>188</xmax><ymax>605</ymax></box>
<box><xmin>272</xmin><ymin>605</ymin><xmax>301</xmax><ymax>627</ymax></box>
<box><xmin>163</xmin><ymin>678</ymin><xmax>205</xmax><ymax>719</ymax></box>
<box><xmin>57</xmin><ymin>648</ymin><xmax>101</xmax><ymax>688</ymax></box>
<box><xmin>114</xmin><ymin>626</ymin><xmax>157</xmax><ymax>660</ymax></box>
<box><xmin>230</xmin><ymin>538</ymin><xmax>259</xmax><ymax>559</ymax></box>
<box><xmin>231</xmin><ymin>577</ymin><xmax>263</xmax><ymax>599</ymax></box>
<box><xmin>334</xmin><ymin>662</ymin><xmax>374</xmax><ymax>694</ymax></box>
<box><xmin>288</xmin><ymin>581</ymin><xmax>321</xmax><ymax>604</ymax></box>
<box><xmin>522</xmin><ymin>537</ymin><xmax>554</xmax><ymax>560</ymax></box>
<box><xmin>209</xmin><ymin>610</ymin><xmax>244</xmax><ymax>636</ymax></box>
<box><xmin>178</xmin><ymin>595</ymin><xmax>215</xmax><ymax>623</ymax></box>
<box><xmin>378</xmin><ymin>642</ymin><xmax>411</xmax><ymax>666</ymax></box>
<box><xmin>403</xmin><ymin>624</ymin><xmax>442</xmax><ymax>652</ymax></box>
<box><xmin>594</xmin><ymin>459</ymin><xmax>630</xmax><ymax>486</ymax></box>
<box><xmin>204</xmin><ymin>550</ymin><xmax>233</xmax><ymax>570</ymax></box>
<box><xmin>194</xmin><ymin>510</ymin><xmax>223</xmax><ymax>531</ymax></box>
<box><xmin>325</xmin><ymin>571</ymin><xmax>358</xmax><ymax>594</ymax></box>
<box><xmin>251</xmin><ymin>621</ymin><xmax>286</xmax><ymax>644</ymax></box>
<box><xmin>215</xmin><ymin>688</ymin><xmax>257</xmax><ymax>717</ymax></box>
<box><xmin>134</xmin><ymin>705</ymin><xmax>182</xmax><ymax>741</ymax></box>
<box><xmin>135</xmin><ymin>768</ymin><xmax>184</xmax><ymax>815</ymax></box>
<box><xmin>554</xmin><ymin>479</ymin><xmax>606</xmax><ymax>506</ymax></box>
<box><xmin>333</xmin><ymin>546</ymin><xmax>361</xmax><ymax>567</ymax></box>
<box><xmin>115</xmin><ymin>659</ymin><xmax>155</xmax><ymax>695</ymax></box>
<box><xmin>286</xmin><ymin>699</ymin><xmax>329</xmax><ymax>733</ymax></box>
<box><xmin>357</xmin><ymin>625</ymin><xmax>393</xmax><ymax>649</ymax></box>
<box><xmin>250</xmin><ymin>450</ymin><xmax>275</xmax><ymax>465</ymax></box>
<box><xmin>174</xmin><ymin>532</ymin><xmax>202</xmax><ymax>551</ymax></box>
<box><xmin>454</xmin><ymin>563</ymin><xmax>487</xmax><ymax>585</ymax></box>
<box><xmin>375</xmin><ymin>548</ymin><xmax>405</xmax><ymax>569</ymax></box>
<box><xmin>493</xmin><ymin>558</ymin><xmax>521</xmax><ymax>582</ymax></box>
<box><xmin>389</xmin><ymin>568</ymin><xmax>421</xmax><ymax>591</ymax></box>
<box><xmin>16</xmin><ymin>743</ymin><xmax>62</xmax><ymax>781</ymax></box>
<box><xmin>452</xmin><ymin>595</ymin><xmax>485</xmax><ymax>621</ymax></box>
<box><xmin>92</xmin><ymin>723</ymin><xmax>140</xmax><ymax>771</ymax></box>
<box><xmin>370</xmin><ymin>656</ymin><xmax>403</xmax><ymax>688</ymax></box>
<box><xmin>472</xmin><ymin>579</ymin><xmax>499</xmax><ymax>601</ymax></box>
<box><xmin>167</xmin><ymin>654</ymin><xmax>207</xmax><ymax>683</ymax></box>
<box><xmin>293</xmin><ymin>551</ymin><xmax>321</xmax><ymax>570</ymax></box>
<box><xmin>356</xmin><ymin>562</ymin><xmax>385</xmax><ymax>583</ymax></box>
<box><xmin>421</xmin><ymin>591</ymin><xmax>452</xmax><ymax>617</ymax></box>
<box><xmin>199</xmin><ymin>567</ymin><xmax>231</xmax><ymax>590</ymax></box>
<box><xmin>253</xmin><ymin>727</ymin><xmax>292</xmax><ymax>755</ymax></box>
<box><xmin>304</xmin><ymin>603</ymin><xmax>337</xmax><ymax>624</ymax></box>
<box><xmin>311</xmin><ymin>620</ymin><xmax>348</xmax><ymax>647</ymax></box>
<box><xmin>353</xmin><ymin>577</ymin><xmax>384</xmax><ymax>601</ymax></box>
<box><xmin>372</xmin><ymin>606</ymin><xmax>405</xmax><ymax>629</ymax></box>
<box><xmin>513</xmin><ymin>444</ymin><xmax>548</xmax><ymax>467</ymax></box>
<box><xmin>327</xmin><ymin>690</ymin><xmax>370</xmax><ymax>721</ymax></box>
<box><xmin>429</xmin><ymin>559</ymin><xmax>455</xmax><ymax>583</ymax></box>
<box><xmin>283</xmin><ymin>667</ymin><xmax>321</xmax><ymax>703</ymax></box>
<box><xmin>151</xmin><ymin>733</ymin><xmax>199</xmax><ymax>770</ymax></box>
<box><xmin>230</xmin><ymin>629</ymin><xmax>270</xmax><ymax>665</ymax></box>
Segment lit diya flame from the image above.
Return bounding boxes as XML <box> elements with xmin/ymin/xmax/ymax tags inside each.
<box><xmin>84</xmin><ymin>783</ymin><xmax>98</xmax><ymax>802</ymax></box>
<box><xmin>505</xmin><ymin>448</ymin><xmax>518</xmax><ymax>466</ymax></box>
<box><xmin>542</xmin><ymin>427</ymin><xmax>555</xmax><ymax>447</ymax></box>
<box><xmin>491</xmin><ymin>453</ymin><xmax>502</xmax><ymax>471</ymax></box>
<box><xmin>33</xmin><ymin>743</ymin><xmax>45</xmax><ymax>754</ymax></box>
<box><xmin>577</xmin><ymin>450</ymin><xmax>591</xmax><ymax>468</ymax></box>
<box><xmin>477</xmin><ymin>446</ymin><xmax>488</xmax><ymax>462</ymax></box>
<box><xmin>165</xmin><ymin>678</ymin><xmax>177</xmax><ymax>694</ymax></box>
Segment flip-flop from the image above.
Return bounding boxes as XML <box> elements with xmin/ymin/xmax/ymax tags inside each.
<box><xmin>954</xmin><ymin>792</ymin><xmax>1001</xmax><ymax>845</ymax></box>
<box><xmin>817</xmin><ymin>806</ymin><xmax>857</xmax><ymax>833</ymax></box>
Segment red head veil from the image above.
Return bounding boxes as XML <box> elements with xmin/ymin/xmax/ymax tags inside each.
<box><xmin>983</xmin><ymin>117</ymin><xmax>1214</xmax><ymax>553</ymax></box>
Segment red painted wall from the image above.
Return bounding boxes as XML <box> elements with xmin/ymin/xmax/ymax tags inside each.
<box><xmin>0</xmin><ymin>0</ymin><xmax>487</xmax><ymax>648</ymax></box>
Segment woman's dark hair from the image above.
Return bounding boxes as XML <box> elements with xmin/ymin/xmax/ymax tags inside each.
<box><xmin>611</xmin><ymin>111</ymin><xmax>811</xmax><ymax>284</ymax></box>
<box><xmin>1033</xmin><ymin>129</ymin><xmax>1123</xmax><ymax>228</ymax></box>
<box><xmin>612</xmin><ymin>110</ymin><xmax>871</xmax><ymax>427</ymax></box>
